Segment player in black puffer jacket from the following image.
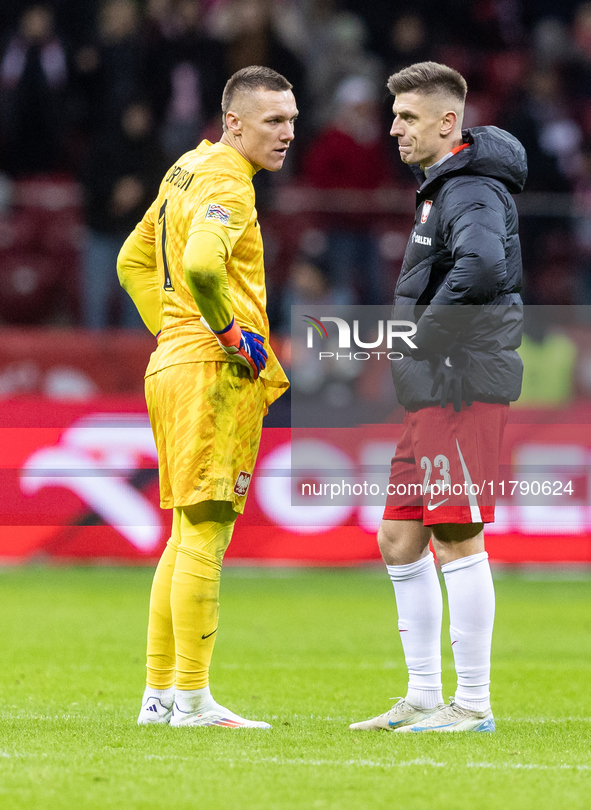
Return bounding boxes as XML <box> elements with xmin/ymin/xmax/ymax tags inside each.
<box><xmin>391</xmin><ymin>124</ymin><xmax>527</xmax><ymax>411</ymax></box>
<box><xmin>351</xmin><ymin>62</ymin><xmax>528</xmax><ymax>737</ymax></box>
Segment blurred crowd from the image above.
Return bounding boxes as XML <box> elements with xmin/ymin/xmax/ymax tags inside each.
<box><xmin>2</xmin><ymin>0</ymin><xmax>591</xmax><ymax>329</ymax></box>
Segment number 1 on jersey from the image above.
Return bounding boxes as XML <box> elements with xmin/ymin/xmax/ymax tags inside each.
<box><xmin>158</xmin><ymin>199</ymin><xmax>175</xmax><ymax>291</ymax></box>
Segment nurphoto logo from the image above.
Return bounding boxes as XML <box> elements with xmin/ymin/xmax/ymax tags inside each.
<box><xmin>303</xmin><ymin>316</ymin><xmax>417</xmax><ymax>361</ymax></box>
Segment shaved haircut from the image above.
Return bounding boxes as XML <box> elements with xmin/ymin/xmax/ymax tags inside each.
<box><xmin>221</xmin><ymin>66</ymin><xmax>293</xmax><ymax>131</ymax></box>
<box><xmin>387</xmin><ymin>61</ymin><xmax>467</xmax><ymax>107</ymax></box>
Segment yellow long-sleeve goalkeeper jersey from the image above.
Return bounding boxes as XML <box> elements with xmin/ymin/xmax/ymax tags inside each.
<box><xmin>118</xmin><ymin>139</ymin><xmax>288</xmax><ymax>406</ymax></box>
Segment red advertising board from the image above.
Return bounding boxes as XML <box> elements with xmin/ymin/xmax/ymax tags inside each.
<box><xmin>1</xmin><ymin>398</ymin><xmax>591</xmax><ymax>564</ymax></box>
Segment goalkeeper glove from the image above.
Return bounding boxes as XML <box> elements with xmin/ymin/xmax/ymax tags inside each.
<box><xmin>201</xmin><ymin>316</ymin><xmax>268</xmax><ymax>380</ymax></box>
<box><xmin>430</xmin><ymin>349</ymin><xmax>474</xmax><ymax>413</ymax></box>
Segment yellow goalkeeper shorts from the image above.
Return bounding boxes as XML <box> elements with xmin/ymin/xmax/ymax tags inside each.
<box><xmin>145</xmin><ymin>361</ymin><xmax>266</xmax><ymax>512</ymax></box>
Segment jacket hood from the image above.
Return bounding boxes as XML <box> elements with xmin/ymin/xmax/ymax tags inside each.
<box><xmin>420</xmin><ymin>126</ymin><xmax>528</xmax><ymax>194</ymax></box>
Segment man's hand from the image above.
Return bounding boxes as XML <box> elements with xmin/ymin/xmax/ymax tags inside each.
<box><xmin>201</xmin><ymin>316</ymin><xmax>267</xmax><ymax>380</ymax></box>
<box><xmin>430</xmin><ymin>349</ymin><xmax>473</xmax><ymax>413</ymax></box>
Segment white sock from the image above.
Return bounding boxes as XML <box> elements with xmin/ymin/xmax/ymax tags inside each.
<box><xmin>386</xmin><ymin>552</ymin><xmax>443</xmax><ymax>709</ymax></box>
<box><xmin>143</xmin><ymin>685</ymin><xmax>174</xmax><ymax>707</ymax></box>
<box><xmin>174</xmin><ymin>685</ymin><xmax>213</xmax><ymax>713</ymax></box>
<box><xmin>441</xmin><ymin>551</ymin><xmax>495</xmax><ymax>712</ymax></box>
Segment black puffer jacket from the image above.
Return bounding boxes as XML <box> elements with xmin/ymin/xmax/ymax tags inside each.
<box><xmin>391</xmin><ymin>126</ymin><xmax>527</xmax><ymax>410</ymax></box>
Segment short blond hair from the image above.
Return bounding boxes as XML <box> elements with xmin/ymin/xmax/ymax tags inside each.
<box><xmin>387</xmin><ymin>61</ymin><xmax>467</xmax><ymax>104</ymax></box>
<box><xmin>221</xmin><ymin>65</ymin><xmax>293</xmax><ymax>131</ymax></box>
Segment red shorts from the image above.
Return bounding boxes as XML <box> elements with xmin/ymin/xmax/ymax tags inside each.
<box><xmin>383</xmin><ymin>402</ymin><xmax>509</xmax><ymax>526</ymax></box>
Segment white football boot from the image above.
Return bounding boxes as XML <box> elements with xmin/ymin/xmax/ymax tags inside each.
<box><xmin>349</xmin><ymin>697</ymin><xmax>445</xmax><ymax>731</ymax></box>
<box><xmin>137</xmin><ymin>695</ymin><xmax>174</xmax><ymax>725</ymax></box>
<box><xmin>400</xmin><ymin>699</ymin><xmax>495</xmax><ymax>732</ymax></box>
<box><xmin>170</xmin><ymin>698</ymin><xmax>271</xmax><ymax>728</ymax></box>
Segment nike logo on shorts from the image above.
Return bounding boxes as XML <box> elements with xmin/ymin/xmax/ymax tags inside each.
<box><xmin>202</xmin><ymin>628</ymin><xmax>217</xmax><ymax>639</ymax></box>
<box><xmin>427</xmin><ymin>498</ymin><xmax>449</xmax><ymax>511</ymax></box>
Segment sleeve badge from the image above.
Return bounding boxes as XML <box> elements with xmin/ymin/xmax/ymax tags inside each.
<box><xmin>204</xmin><ymin>203</ymin><xmax>231</xmax><ymax>225</ymax></box>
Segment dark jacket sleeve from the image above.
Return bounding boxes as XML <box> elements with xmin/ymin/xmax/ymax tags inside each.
<box><xmin>411</xmin><ymin>178</ymin><xmax>509</xmax><ymax>355</ymax></box>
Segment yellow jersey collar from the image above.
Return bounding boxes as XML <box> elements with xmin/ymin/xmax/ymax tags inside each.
<box><xmin>199</xmin><ymin>140</ymin><xmax>257</xmax><ymax>179</ymax></box>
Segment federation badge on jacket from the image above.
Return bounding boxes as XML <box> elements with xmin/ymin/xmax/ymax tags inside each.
<box><xmin>421</xmin><ymin>200</ymin><xmax>433</xmax><ymax>224</ymax></box>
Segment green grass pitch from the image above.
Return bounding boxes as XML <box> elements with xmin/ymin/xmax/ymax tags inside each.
<box><xmin>2</xmin><ymin>565</ymin><xmax>591</xmax><ymax>809</ymax></box>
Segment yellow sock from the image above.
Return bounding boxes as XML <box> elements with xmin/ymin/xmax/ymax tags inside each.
<box><xmin>145</xmin><ymin>508</ymin><xmax>182</xmax><ymax>689</ymax></box>
<box><xmin>171</xmin><ymin>501</ymin><xmax>236</xmax><ymax>691</ymax></box>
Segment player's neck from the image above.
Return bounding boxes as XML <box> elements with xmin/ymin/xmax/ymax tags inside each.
<box><xmin>219</xmin><ymin>132</ymin><xmax>260</xmax><ymax>173</ymax></box>
<box><xmin>420</xmin><ymin>134</ymin><xmax>464</xmax><ymax>173</ymax></box>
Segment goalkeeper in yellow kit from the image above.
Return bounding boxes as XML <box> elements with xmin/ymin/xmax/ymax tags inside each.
<box><xmin>117</xmin><ymin>66</ymin><xmax>296</xmax><ymax>728</ymax></box>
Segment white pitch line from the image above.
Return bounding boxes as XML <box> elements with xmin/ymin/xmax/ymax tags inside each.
<box><xmin>214</xmin><ymin>661</ymin><xmax>591</xmax><ymax>672</ymax></box>
<box><xmin>465</xmin><ymin>762</ymin><xmax>591</xmax><ymax>772</ymax></box>
<box><xmin>141</xmin><ymin>754</ymin><xmax>591</xmax><ymax>772</ymax></box>
<box><xmin>1</xmin><ymin>714</ymin><xmax>78</xmax><ymax>721</ymax></box>
<box><xmin>143</xmin><ymin>714</ymin><xmax>591</xmax><ymax>724</ymax></box>
<box><xmin>3</xmin><ymin>713</ymin><xmax>591</xmax><ymax>725</ymax></box>
<box><xmin>216</xmin><ymin>662</ymin><xmax>399</xmax><ymax>670</ymax></box>
<box><xmin>279</xmin><ymin>715</ymin><xmax>591</xmax><ymax>724</ymax></box>
<box><xmin>494</xmin><ymin>662</ymin><xmax>591</xmax><ymax>670</ymax></box>
<box><xmin>2</xmin><ymin>749</ymin><xmax>589</xmax><ymax>772</ymax></box>
<box><xmin>500</xmin><ymin>717</ymin><xmax>591</xmax><ymax>723</ymax></box>
<box><xmin>246</xmin><ymin>757</ymin><xmax>591</xmax><ymax>773</ymax></box>
<box><xmin>253</xmin><ymin>756</ymin><xmax>447</xmax><ymax>769</ymax></box>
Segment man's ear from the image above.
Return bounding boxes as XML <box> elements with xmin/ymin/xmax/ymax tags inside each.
<box><xmin>441</xmin><ymin>110</ymin><xmax>458</xmax><ymax>137</ymax></box>
<box><xmin>225</xmin><ymin>110</ymin><xmax>243</xmax><ymax>137</ymax></box>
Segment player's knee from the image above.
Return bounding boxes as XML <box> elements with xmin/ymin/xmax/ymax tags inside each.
<box><xmin>378</xmin><ymin>519</ymin><xmax>431</xmax><ymax>565</ymax></box>
<box><xmin>377</xmin><ymin>521</ymin><xmax>408</xmax><ymax>562</ymax></box>
<box><xmin>377</xmin><ymin>521</ymin><xmax>396</xmax><ymax>555</ymax></box>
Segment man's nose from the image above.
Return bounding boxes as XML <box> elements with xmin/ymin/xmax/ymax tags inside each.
<box><xmin>390</xmin><ymin>118</ymin><xmax>403</xmax><ymax>137</ymax></box>
<box><xmin>281</xmin><ymin>122</ymin><xmax>295</xmax><ymax>142</ymax></box>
